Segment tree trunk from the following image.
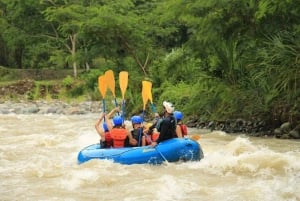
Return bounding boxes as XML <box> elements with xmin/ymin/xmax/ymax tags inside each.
<box><xmin>85</xmin><ymin>47</ymin><xmax>90</xmax><ymax>72</ymax></box>
<box><xmin>85</xmin><ymin>62</ymin><xmax>90</xmax><ymax>72</ymax></box>
<box><xmin>15</xmin><ymin>44</ymin><xmax>24</xmax><ymax>68</ymax></box>
<box><xmin>70</xmin><ymin>34</ymin><xmax>77</xmax><ymax>77</ymax></box>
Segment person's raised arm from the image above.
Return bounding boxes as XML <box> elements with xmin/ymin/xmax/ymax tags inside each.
<box><xmin>95</xmin><ymin>113</ymin><xmax>105</xmax><ymax>128</ymax></box>
<box><xmin>95</xmin><ymin>113</ymin><xmax>105</xmax><ymax>138</ymax></box>
<box><xmin>106</xmin><ymin>107</ymin><xmax>120</xmax><ymax>119</ymax></box>
<box><xmin>105</xmin><ymin>107</ymin><xmax>120</xmax><ymax>131</ymax></box>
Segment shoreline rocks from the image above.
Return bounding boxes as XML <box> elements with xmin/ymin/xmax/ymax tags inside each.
<box><xmin>186</xmin><ymin>118</ymin><xmax>300</xmax><ymax>140</ymax></box>
<box><xmin>0</xmin><ymin>100</ymin><xmax>102</xmax><ymax>115</ymax></box>
<box><xmin>1</xmin><ymin>100</ymin><xmax>299</xmax><ymax>139</ymax></box>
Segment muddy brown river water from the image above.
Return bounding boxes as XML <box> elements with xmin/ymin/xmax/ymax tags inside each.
<box><xmin>1</xmin><ymin>114</ymin><xmax>299</xmax><ymax>201</ymax></box>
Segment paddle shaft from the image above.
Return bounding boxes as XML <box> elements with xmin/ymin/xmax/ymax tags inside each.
<box><xmin>98</xmin><ymin>75</ymin><xmax>108</xmax><ymax>119</ymax></box>
<box><xmin>144</xmin><ymin>133</ymin><xmax>169</xmax><ymax>164</ymax></box>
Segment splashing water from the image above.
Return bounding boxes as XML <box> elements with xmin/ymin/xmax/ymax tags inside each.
<box><xmin>1</xmin><ymin>114</ymin><xmax>299</xmax><ymax>201</ymax></box>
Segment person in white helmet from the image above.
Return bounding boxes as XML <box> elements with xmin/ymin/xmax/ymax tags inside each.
<box><xmin>149</xmin><ymin>101</ymin><xmax>177</xmax><ymax>147</ymax></box>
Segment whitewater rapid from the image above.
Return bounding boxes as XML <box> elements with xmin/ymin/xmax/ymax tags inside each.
<box><xmin>0</xmin><ymin>114</ymin><xmax>299</xmax><ymax>201</ymax></box>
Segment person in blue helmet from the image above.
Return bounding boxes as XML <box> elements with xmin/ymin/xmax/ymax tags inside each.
<box><xmin>174</xmin><ymin>111</ymin><xmax>188</xmax><ymax>138</ymax></box>
<box><xmin>106</xmin><ymin>107</ymin><xmax>128</xmax><ymax>148</ymax></box>
<box><xmin>125</xmin><ymin>115</ymin><xmax>145</xmax><ymax>147</ymax></box>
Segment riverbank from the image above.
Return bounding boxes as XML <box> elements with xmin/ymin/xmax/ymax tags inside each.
<box><xmin>0</xmin><ymin>100</ymin><xmax>299</xmax><ymax>140</ymax></box>
<box><xmin>0</xmin><ymin>100</ymin><xmax>101</xmax><ymax>115</ymax></box>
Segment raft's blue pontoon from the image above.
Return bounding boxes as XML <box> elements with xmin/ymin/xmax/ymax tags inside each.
<box><xmin>77</xmin><ymin>138</ymin><xmax>204</xmax><ymax>165</ymax></box>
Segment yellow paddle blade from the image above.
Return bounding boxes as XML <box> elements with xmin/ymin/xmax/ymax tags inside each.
<box><xmin>142</xmin><ymin>90</ymin><xmax>148</xmax><ymax>110</ymax></box>
<box><xmin>105</xmin><ymin>70</ymin><xmax>116</xmax><ymax>97</ymax></box>
<box><xmin>98</xmin><ymin>75</ymin><xmax>107</xmax><ymax>98</ymax></box>
<box><xmin>142</xmin><ymin>81</ymin><xmax>149</xmax><ymax>110</ymax></box>
<box><xmin>144</xmin><ymin>80</ymin><xmax>153</xmax><ymax>104</ymax></box>
<box><xmin>119</xmin><ymin>71</ymin><xmax>128</xmax><ymax>100</ymax></box>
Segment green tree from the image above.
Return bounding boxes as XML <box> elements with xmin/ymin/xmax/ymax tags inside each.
<box><xmin>0</xmin><ymin>0</ymin><xmax>49</xmax><ymax>68</ymax></box>
<box><xmin>149</xmin><ymin>0</ymin><xmax>300</xmax><ymax>124</ymax></box>
<box><xmin>43</xmin><ymin>3</ymin><xmax>89</xmax><ymax>77</ymax></box>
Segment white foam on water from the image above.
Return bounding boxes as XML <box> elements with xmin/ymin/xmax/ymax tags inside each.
<box><xmin>1</xmin><ymin>114</ymin><xmax>300</xmax><ymax>201</ymax></box>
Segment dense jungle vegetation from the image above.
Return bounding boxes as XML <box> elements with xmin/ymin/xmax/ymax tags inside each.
<box><xmin>0</xmin><ymin>0</ymin><xmax>299</xmax><ymax>129</ymax></box>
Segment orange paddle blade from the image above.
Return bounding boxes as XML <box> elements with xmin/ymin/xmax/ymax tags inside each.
<box><xmin>98</xmin><ymin>75</ymin><xmax>107</xmax><ymax>98</ymax></box>
<box><xmin>119</xmin><ymin>71</ymin><xmax>128</xmax><ymax>100</ymax></box>
<box><xmin>105</xmin><ymin>70</ymin><xmax>116</xmax><ymax>97</ymax></box>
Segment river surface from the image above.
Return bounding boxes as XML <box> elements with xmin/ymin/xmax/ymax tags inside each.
<box><xmin>1</xmin><ymin>114</ymin><xmax>299</xmax><ymax>201</ymax></box>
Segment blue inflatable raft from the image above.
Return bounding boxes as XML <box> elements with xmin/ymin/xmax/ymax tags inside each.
<box><xmin>77</xmin><ymin>138</ymin><xmax>204</xmax><ymax>165</ymax></box>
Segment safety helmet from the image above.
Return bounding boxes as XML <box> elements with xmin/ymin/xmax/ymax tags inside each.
<box><xmin>174</xmin><ymin>111</ymin><xmax>183</xmax><ymax>120</ymax></box>
<box><xmin>131</xmin><ymin>115</ymin><xmax>142</xmax><ymax>124</ymax></box>
<box><xmin>112</xmin><ymin>116</ymin><xmax>123</xmax><ymax>126</ymax></box>
<box><xmin>102</xmin><ymin>122</ymin><xmax>109</xmax><ymax>132</ymax></box>
<box><xmin>163</xmin><ymin>101</ymin><xmax>174</xmax><ymax>113</ymax></box>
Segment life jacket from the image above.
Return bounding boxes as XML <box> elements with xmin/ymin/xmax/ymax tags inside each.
<box><xmin>151</xmin><ymin>131</ymin><xmax>159</xmax><ymax>141</ymax></box>
<box><xmin>131</xmin><ymin>129</ymin><xmax>141</xmax><ymax>141</ymax></box>
<box><xmin>130</xmin><ymin>128</ymin><xmax>142</xmax><ymax>146</ymax></box>
<box><xmin>140</xmin><ymin>132</ymin><xmax>157</xmax><ymax>145</ymax></box>
<box><xmin>110</xmin><ymin>128</ymin><xmax>127</xmax><ymax>148</ymax></box>
<box><xmin>179</xmin><ymin>124</ymin><xmax>188</xmax><ymax>136</ymax></box>
<box><xmin>104</xmin><ymin>131</ymin><xmax>113</xmax><ymax>148</ymax></box>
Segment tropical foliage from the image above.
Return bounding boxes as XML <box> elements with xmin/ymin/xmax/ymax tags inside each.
<box><xmin>0</xmin><ymin>0</ymin><xmax>299</xmax><ymax>127</ymax></box>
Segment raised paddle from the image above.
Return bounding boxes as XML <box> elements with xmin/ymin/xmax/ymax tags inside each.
<box><xmin>140</xmin><ymin>81</ymin><xmax>149</xmax><ymax>146</ymax></box>
<box><xmin>105</xmin><ymin>70</ymin><xmax>118</xmax><ymax>108</ymax></box>
<box><xmin>143</xmin><ymin>80</ymin><xmax>157</xmax><ymax>113</ymax></box>
<box><xmin>119</xmin><ymin>71</ymin><xmax>128</xmax><ymax>121</ymax></box>
<box><xmin>98</xmin><ymin>75</ymin><xmax>108</xmax><ymax>115</ymax></box>
<box><xmin>143</xmin><ymin>81</ymin><xmax>200</xmax><ymax>143</ymax></box>
<box><xmin>142</xmin><ymin>81</ymin><xmax>149</xmax><ymax>111</ymax></box>
<box><xmin>142</xmin><ymin>80</ymin><xmax>169</xmax><ymax>164</ymax></box>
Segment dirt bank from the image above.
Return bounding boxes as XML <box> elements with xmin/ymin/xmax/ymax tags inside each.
<box><xmin>0</xmin><ymin>79</ymin><xmax>60</xmax><ymax>100</ymax></box>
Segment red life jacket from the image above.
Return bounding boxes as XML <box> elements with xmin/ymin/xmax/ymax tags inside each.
<box><xmin>110</xmin><ymin>128</ymin><xmax>127</xmax><ymax>148</ymax></box>
<box><xmin>179</xmin><ymin>124</ymin><xmax>188</xmax><ymax>136</ymax></box>
<box><xmin>152</xmin><ymin>131</ymin><xmax>159</xmax><ymax>141</ymax></box>
<box><xmin>104</xmin><ymin>131</ymin><xmax>113</xmax><ymax>148</ymax></box>
<box><xmin>144</xmin><ymin>131</ymin><xmax>159</xmax><ymax>145</ymax></box>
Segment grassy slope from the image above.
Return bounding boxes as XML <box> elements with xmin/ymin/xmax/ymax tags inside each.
<box><xmin>0</xmin><ymin>66</ymin><xmax>87</xmax><ymax>101</ymax></box>
<box><xmin>0</xmin><ymin>66</ymin><xmax>74</xmax><ymax>82</ymax></box>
